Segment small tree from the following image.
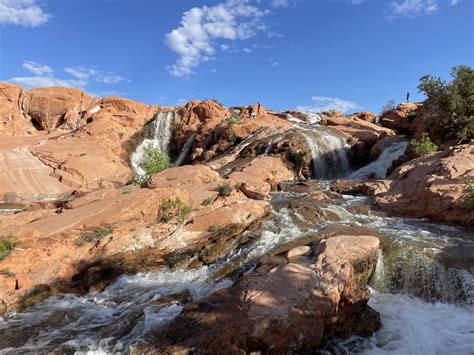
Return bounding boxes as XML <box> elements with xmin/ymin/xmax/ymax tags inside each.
<box><xmin>410</xmin><ymin>133</ymin><xmax>438</xmax><ymax>156</ymax></box>
<box><xmin>417</xmin><ymin>65</ymin><xmax>474</xmax><ymax>143</ymax></box>
<box><xmin>139</xmin><ymin>144</ymin><xmax>173</xmax><ymax>177</ymax></box>
<box><xmin>381</xmin><ymin>99</ymin><xmax>396</xmax><ymax>113</ymax></box>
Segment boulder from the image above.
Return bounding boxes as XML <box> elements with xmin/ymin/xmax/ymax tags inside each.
<box><xmin>23</xmin><ymin>87</ymin><xmax>94</xmax><ymax>130</ymax></box>
<box><xmin>157</xmin><ymin>228</ymin><xmax>381</xmax><ymax>353</ymax></box>
<box><xmin>0</xmin><ymin>83</ymin><xmax>32</xmax><ymax>133</ymax></box>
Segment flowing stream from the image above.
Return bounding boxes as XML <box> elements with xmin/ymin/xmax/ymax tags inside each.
<box><xmin>2</xmin><ymin>191</ymin><xmax>472</xmax><ymax>354</ymax></box>
<box><xmin>1</xmin><ymin>128</ymin><xmax>472</xmax><ymax>353</ymax></box>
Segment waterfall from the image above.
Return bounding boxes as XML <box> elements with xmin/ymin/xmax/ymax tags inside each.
<box><xmin>300</xmin><ymin>127</ymin><xmax>350</xmax><ymax>179</ymax></box>
<box><xmin>130</xmin><ymin>111</ymin><xmax>175</xmax><ymax>176</ymax></box>
<box><xmin>349</xmin><ymin>140</ymin><xmax>408</xmax><ymax>180</ymax></box>
<box><xmin>175</xmin><ymin>133</ymin><xmax>196</xmax><ymax>166</ymax></box>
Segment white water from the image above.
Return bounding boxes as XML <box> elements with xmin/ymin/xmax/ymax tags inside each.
<box><xmin>300</xmin><ymin>128</ymin><xmax>351</xmax><ymax>179</ymax></box>
<box><xmin>175</xmin><ymin>133</ymin><xmax>196</xmax><ymax>166</ymax></box>
<box><xmin>286</xmin><ymin>112</ymin><xmax>323</xmax><ymax>125</ymax></box>
<box><xmin>0</xmin><ymin>267</ymin><xmax>232</xmax><ymax>353</ymax></box>
<box><xmin>350</xmin><ymin>141</ymin><xmax>408</xmax><ymax>180</ymax></box>
<box><xmin>1</xmin><ymin>189</ymin><xmax>472</xmax><ymax>353</ymax></box>
<box><xmin>130</xmin><ymin>111</ymin><xmax>175</xmax><ymax>176</ymax></box>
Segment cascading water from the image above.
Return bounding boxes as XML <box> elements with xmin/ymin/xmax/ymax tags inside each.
<box><xmin>130</xmin><ymin>111</ymin><xmax>175</xmax><ymax>176</ymax></box>
<box><xmin>1</xmin><ymin>189</ymin><xmax>472</xmax><ymax>353</ymax></box>
<box><xmin>350</xmin><ymin>140</ymin><xmax>408</xmax><ymax>180</ymax></box>
<box><xmin>174</xmin><ymin>133</ymin><xmax>196</xmax><ymax>166</ymax></box>
<box><xmin>319</xmin><ymin>194</ymin><xmax>474</xmax><ymax>354</ymax></box>
<box><xmin>300</xmin><ymin>127</ymin><xmax>351</xmax><ymax>179</ymax></box>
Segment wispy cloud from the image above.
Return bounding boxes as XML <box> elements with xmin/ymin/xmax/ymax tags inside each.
<box><xmin>270</xmin><ymin>0</ymin><xmax>289</xmax><ymax>8</ymax></box>
<box><xmin>164</xmin><ymin>0</ymin><xmax>281</xmax><ymax>77</ymax></box>
<box><xmin>0</xmin><ymin>0</ymin><xmax>49</xmax><ymax>27</ymax></box>
<box><xmin>390</xmin><ymin>0</ymin><xmax>438</xmax><ymax>16</ymax></box>
<box><xmin>296</xmin><ymin>96</ymin><xmax>361</xmax><ymax>113</ymax></box>
<box><xmin>21</xmin><ymin>60</ymin><xmax>54</xmax><ymax>76</ymax></box>
<box><xmin>8</xmin><ymin>60</ymin><xmax>129</xmax><ymax>91</ymax></box>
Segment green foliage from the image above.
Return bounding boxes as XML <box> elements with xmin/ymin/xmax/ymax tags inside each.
<box><xmin>217</xmin><ymin>182</ymin><xmax>233</xmax><ymax>197</ymax></box>
<box><xmin>0</xmin><ymin>232</ymin><xmax>17</xmax><ymax>260</ymax></box>
<box><xmin>381</xmin><ymin>99</ymin><xmax>397</xmax><ymax>113</ymax></box>
<box><xmin>410</xmin><ymin>133</ymin><xmax>438</xmax><ymax>156</ymax></box>
<box><xmin>234</xmin><ymin>181</ymin><xmax>246</xmax><ymax>191</ymax></box>
<box><xmin>227</xmin><ymin>115</ymin><xmax>241</xmax><ymax>125</ymax></box>
<box><xmin>417</xmin><ymin>65</ymin><xmax>474</xmax><ymax>143</ymax></box>
<box><xmin>0</xmin><ymin>268</ymin><xmax>16</xmax><ymax>277</ymax></box>
<box><xmin>75</xmin><ymin>227</ymin><xmax>113</xmax><ymax>247</ymax></box>
<box><xmin>160</xmin><ymin>198</ymin><xmax>193</xmax><ymax>223</ymax></box>
<box><xmin>138</xmin><ymin>144</ymin><xmax>173</xmax><ymax>179</ymax></box>
<box><xmin>288</xmin><ymin>151</ymin><xmax>306</xmax><ymax>167</ymax></box>
<box><xmin>461</xmin><ymin>178</ymin><xmax>474</xmax><ymax>209</ymax></box>
<box><xmin>407</xmin><ymin>111</ymin><xmax>417</xmax><ymax>119</ymax></box>
<box><xmin>201</xmin><ymin>196</ymin><xmax>214</xmax><ymax>206</ymax></box>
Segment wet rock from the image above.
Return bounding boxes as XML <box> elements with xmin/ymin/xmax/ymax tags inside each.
<box><xmin>156</xmin><ymin>229</ymin><xmax>382</xmax><ymax>353</ymax></box>
<box><xmin>19</xmin><ymin>284</ymin><xmax>52</xmax><ymax>309</ymax></box>
<box><xmin>153</xmin><ymin>290</ymin><xmax>192</xmax><ymax>306</ymax></box>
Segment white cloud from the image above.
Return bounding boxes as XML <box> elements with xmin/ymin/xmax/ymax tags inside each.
<box><xmin>351</xmin><ymin>0</ymin><xmax>366</xmax><ymax>4</ymax></box>
<box><xmin>390</xmin><ymin>0</ymin><xmax>439</xmax><ymax>16</ymax></box>
<box><xmin>0</xmin><ymin>0</ymin><xmax>49</xmax><ymax>27</ymax></box>
<box><xmin>8</xmin><ymin>61</ymin><xmax>129</xmax><ymax>91</ymax></box>
<box><xmin>164</xmin><ymin>0</ymin><xmax>272</xmax><ymax>77</ymax></box>
<box><xmin>8</xmin><ymin>76</ymin><xmax>85</xmax><ymax>90</ymax></box>
<box><xmin>296</xmin><ymin>96</ymin><xmax>361</xmax><ymax>113</ymax></box>
<box><xmin>21</xmin><ymin>60</ymin><xmax>54</xmax><ymax>76</ymax></box>
<box><xmin>449</xmin><ymin>0</ymin><xmax>459</xmax><ymax>4</ymax></box>
<box><xmin>99</xmin><ymin>74</ymin><xmax>128</xmax><ymax>84</ymax></box>
<box><xmin>243</xmin><ymin>47</ymin><xmax>251</xmax><ymax>52</ymax></box>
<box><xmin>271</xmin><ymin>0</ymin><xmax>289</xmax><ymax>8</ymax></box>
<box><xmin>64</xmin><ymin>66</ymin><xmax>98</xmax><ymax>80</ymax></box>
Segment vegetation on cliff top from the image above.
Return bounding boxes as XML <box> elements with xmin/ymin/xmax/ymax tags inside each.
<box><xmin>418</xmin><ymin>65</ymin><xmax>474</xmax><ymax>143</ymax></box>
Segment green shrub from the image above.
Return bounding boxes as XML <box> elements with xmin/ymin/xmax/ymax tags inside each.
<box><xmin>227</xmin><ymin>115</ymin><xmax>241</xmax><ymax>125</ymax></box>
<box><xmin>0</xmin><ymin>232</ymin><xmax>17</xmax><ymax>260</ymax></box>
<box><xmin>160</xmin><ymin>198</ymin><xmax>193</xmax><ymax>223</ymax></box>
<box><xmin>0</xmin><ymin>268</ymin><xmax>15</xmax><ymax>277</ymax></box>
<box><xmin>234</xmin><ymin>181</ymin><xmax>246</xmax><ymax>191</ymax></box>
<box><xmin>410</xmin><ymin>133</ymin><xmax>438</xmax><ymax>157</ymax></box>
<box><xmin>217</xmin><ymin>182</ymin><xmax>233</xmax><ymax>197</ymax></box>
<box><xmin>75</xmin><ymin>227</ymin><xmax>113</xmax><ymax>247</ymax></box>
<box><xmin>381</xmin><ymin>99</ymin><xmax>396</xmax><ymax>113</ymax></box>
<box><xmin>288</xmin><ymin>151</ymin><xmax>306</xmax><ymax>168</ymax></box>
<box><xmin>138</xmin><ymin>144</ymin><xmax>173</xmax><ymax>178</ymax></box>
<box><xmin>461</xmin><ymin>179</ymin><xmax>474</xmax><ymax>209</ymax></box>
<box><xmin>201</xmin><ymin>196</ymin><xmax>214</xmax><ymax>206</ymax></box>
<box><xmin>417</xmin><ymin>65</ymin><xmax>474</xmax><ymax>143</ymax></box>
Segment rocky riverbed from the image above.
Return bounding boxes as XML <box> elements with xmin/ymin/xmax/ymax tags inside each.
<box><xmin>0</xmin><ymin>83</ymin><xmax>472</xmax><ymax>353</ymax></box>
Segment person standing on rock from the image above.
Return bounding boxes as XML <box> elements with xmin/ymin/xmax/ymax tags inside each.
<box><xmin>257</xmin><ymin>102</ymin><xmax>261</xmax><ymax>116</ymax></box>
<box><xmin>248</xmin><ymin>105</ymin><xmax>255</xmax><ymax>119</ymax></box>
<box><xmin>406</xmin><ymin>91</ymin><xmax>410</xmax><ymax>102</ymax></box>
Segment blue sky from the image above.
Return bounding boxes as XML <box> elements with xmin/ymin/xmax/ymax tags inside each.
<box><xmin>0</xmin><ymin>0</ymin><xmax>472</xmax><ymax>113</ymax></box>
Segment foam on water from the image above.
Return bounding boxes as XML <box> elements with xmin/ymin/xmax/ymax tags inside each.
<box><xmin>0</xmin><ymin>267</ymin><xmax>231</xmax><ymax>353</ymax></box>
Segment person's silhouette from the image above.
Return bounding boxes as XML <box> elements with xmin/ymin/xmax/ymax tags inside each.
<box><xmin>406</xmin><ymin>91</ymin><xmax>410</xmax><ymax>102</ymax></box>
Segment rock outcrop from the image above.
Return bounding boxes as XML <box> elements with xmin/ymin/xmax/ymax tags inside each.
<box><xmin>157</xmin><ymin>225</ymin><xmax>382</xmax><ymax>353</ymax></box>
<box><xmin>333</xmin><ymin>143</ymin><xmax>474</xmax><ymax>225</ymax></box>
